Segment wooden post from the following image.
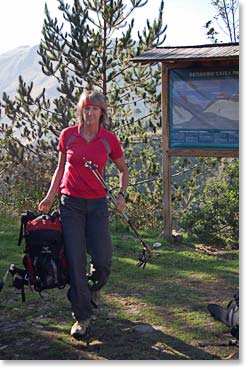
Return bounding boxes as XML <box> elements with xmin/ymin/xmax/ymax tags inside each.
<box><xmin>161</xmin><ymin>63</ymin><xmax>172</xmax><ymax>240</ymax></box>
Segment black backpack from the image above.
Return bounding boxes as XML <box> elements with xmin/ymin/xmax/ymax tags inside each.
<box><xmin>208</xmin><ymin>290</ymin><xmax>239</xmax><ymax>340</ymax></box>
<box><xmin>1</xmin><ymin>211</ymin><xmax>68</xmax><ymax>301</ymax></box>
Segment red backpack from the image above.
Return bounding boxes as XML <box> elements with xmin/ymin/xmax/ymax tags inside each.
<box><xmin>11</xmin><ymin>211</ymin><xmax>68</xmax><ymax>301</ymax></box>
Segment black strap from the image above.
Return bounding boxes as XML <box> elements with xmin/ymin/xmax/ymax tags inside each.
<box><xmin>21</xmin><ymin>285</ymin><xmax>26</xmax><ymax>302</ymax></box>
<box><xmin>17</xmin><ymin>211</ymin><xmax>36</xmax><ymax>246</ymax></box>
<box><xmin>17</xmin><ymin>220</ymin><xmax>24</xmax><ymax>246</ymax></box>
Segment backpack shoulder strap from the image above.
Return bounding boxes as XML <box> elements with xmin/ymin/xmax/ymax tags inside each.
<box><xmin>17</xmin><ymin>221</ymin><xmax>24</xmax><ymax>246</ymax></box>
<box><xmin>65</xmin><ymin>135</ymin><xmax>77</xmax><ymax>149</ymax></box>
<box><xmin>100</xmin><ymin>137</ymin><xmax>111</xmax><ymax>158</ymax></box>
<box><xmin>17</xmin><ymin>211</ymin><xmax>36</xmax><ymax>246</ymax></box>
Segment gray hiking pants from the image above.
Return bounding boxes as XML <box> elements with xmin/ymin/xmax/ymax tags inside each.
<box><xmin>59</xmin><ymin>194</ymin><xmax>112</xmax><ymax>321</ymax></box>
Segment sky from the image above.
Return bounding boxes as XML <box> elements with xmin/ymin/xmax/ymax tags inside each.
<box><xmin>0</xmin><ymin>0</ymin><xmax>238</xmax><ymax>55</ymax></box>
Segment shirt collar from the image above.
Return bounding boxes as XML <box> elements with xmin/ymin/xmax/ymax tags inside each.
<box><xmin>77</xmin><ymin>125</ymin><xmax>105</xmax><ymax>138</ymax></box>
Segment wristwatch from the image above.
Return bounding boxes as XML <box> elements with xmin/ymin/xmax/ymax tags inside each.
<box><xmin>118</xmin><ymin>191</ymin><xmax>126</xmax><ymax>198</ymax></box>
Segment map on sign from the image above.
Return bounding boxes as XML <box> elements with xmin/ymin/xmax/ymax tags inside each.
<box><xmin>169</xmin><ymin>67</ymin><xmax>239</xmax><ymax>149</ymax></box>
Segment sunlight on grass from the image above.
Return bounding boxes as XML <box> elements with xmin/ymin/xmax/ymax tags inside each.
<box><xmin>114</xmin><ymin>256</ymin><xmax>138</xmax><ymax>266</ymax></box>
<box><xmin>175</xmin><ymin>270</ymin><xmax>217</xmax><ymax>281</ymax></box>
<box><xmin>152</xmin><ymin>342</ymin><xmax>192</xmax><ymax>359</ymax></box>
<box><xmin>215</xmin><ymin>264</ymin><xmax>239</xmax><ymax>273</ymax></box>
<box><xmin>115</xmin><ymin>256</ymin><xmax>160</xmax><ymax>271</ymax></box>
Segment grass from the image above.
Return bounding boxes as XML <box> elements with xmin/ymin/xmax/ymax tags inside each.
<box><xmin>0</xmin><ymin>216</ymin><xmax>239</xmax><ymax>360</ymax></box>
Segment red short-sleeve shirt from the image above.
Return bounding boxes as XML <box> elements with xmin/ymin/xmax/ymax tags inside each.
<box><xmin>57</xmin><ymin>125</ymin><xmax>123</xmax><ymax>198</ymax></box>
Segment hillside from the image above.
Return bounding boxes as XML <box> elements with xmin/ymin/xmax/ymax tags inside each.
<box><xmin>0</xmin><ymin>44</ymin><xmax>147</xmax><ymax>127</ymax></box>
<box><xmin>0</xmin><ymin>45</ymin><xmax>58</xmax><ymax>100</ymax></box>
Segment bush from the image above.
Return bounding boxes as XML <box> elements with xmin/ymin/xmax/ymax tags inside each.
<box><xmin>179</xmin><ymin>159</ymin><xmax>239</xmax><ymax>247</ymax></box>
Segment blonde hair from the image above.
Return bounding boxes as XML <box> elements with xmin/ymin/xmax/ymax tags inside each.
<box><xmin>76</xmin><ymin>90</ymin><xmax>108</xmax><ymax>127</ymax></box>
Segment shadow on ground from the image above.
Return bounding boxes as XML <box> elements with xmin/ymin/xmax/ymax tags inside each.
<box><xmin>0</xmin><ymin>317</ymin><xmax>221</xmax><ymax>360</ymax></box>
<box><xmin>70</xmin><ymin>318</ymin><xmax>220</xmax><ymax>360</ymax></box>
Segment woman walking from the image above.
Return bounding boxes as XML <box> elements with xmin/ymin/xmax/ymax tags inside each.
<box><xmin>39</xmin><ymin>90</ymin><xmax>128</xmax><ymax>338</ymax></box>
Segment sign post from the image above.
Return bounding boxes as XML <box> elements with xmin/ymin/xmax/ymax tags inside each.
<box><xmin>161</xmin><ymin>64</ymin><xmax>172</xmax><ymax>239</ymax></box>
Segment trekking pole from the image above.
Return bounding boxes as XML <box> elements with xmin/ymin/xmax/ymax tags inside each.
<box><xmin>83</xmin><ymin>158</ymin><xmax>152</xmax><ymax>268</ymax></box>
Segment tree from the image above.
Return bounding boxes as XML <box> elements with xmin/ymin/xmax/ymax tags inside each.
<box><xmin>0</xmin><ymin>0</ymin><xmax>166</xmax><ymax>213</ymax></box>
<box><xmin>204</xmin><ymin>0</ymin><xmax>239</xmax><ymax>43</ymax></box>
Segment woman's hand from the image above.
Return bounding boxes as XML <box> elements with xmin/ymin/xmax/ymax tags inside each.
<box><xmin>116</xmin><ymin>193</ymin><xmax>126</xmax><ymax>212</ymax></box>
<box><xmin>38</xmin><ymin>197</ymin><xmax>54</xmax><ymax>214</ymax></box>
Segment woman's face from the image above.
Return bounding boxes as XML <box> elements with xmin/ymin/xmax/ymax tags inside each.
<box><xmin>82</xmin><ymin>105</ymin><xmax>102</xmax><ymax>127</ymax></box>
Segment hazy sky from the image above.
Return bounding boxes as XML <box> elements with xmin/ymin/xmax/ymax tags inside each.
<box><xmin>0</xmin><ymin>0</ymin><xmax>235</xmax><ymax>55</ymax></box>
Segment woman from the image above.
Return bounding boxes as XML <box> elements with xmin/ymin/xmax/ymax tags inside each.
<box><xmin>38</xmin><ymin>90</ymin><xmax>128</xmax><ymax>338</ymax></box>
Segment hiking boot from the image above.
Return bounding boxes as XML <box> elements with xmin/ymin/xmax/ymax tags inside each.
<box><xmin>70</xmin><ymin>319</ymin><xmax>91</xmax><ymax>339</ymax></box>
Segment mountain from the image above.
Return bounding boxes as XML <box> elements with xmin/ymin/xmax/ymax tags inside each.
<box><xmin>0</xmin><ymin>45</ymin><xmax>148</xmax><ymax>126</ymax></box>
<box><xmin>0</xmin><ymin>45</ymin><xmax>59</xmax><ymax>100</ymax></box>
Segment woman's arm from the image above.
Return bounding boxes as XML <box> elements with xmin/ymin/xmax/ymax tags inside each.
<box><xmin>113</xmin><ymin>156</ymin><xmax>129</xmax><ymax>212</ymax></box>
<box><xmin>38</xmin><ymin>152</ymin><xmax>66</xmax><ymax>213</ymax></box>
